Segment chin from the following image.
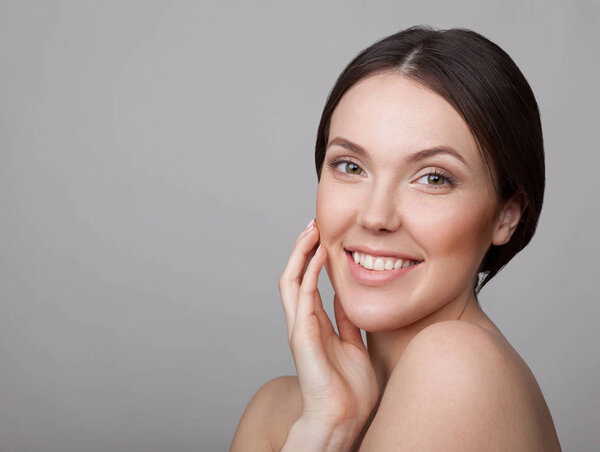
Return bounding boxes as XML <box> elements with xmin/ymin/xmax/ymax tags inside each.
<box><xmin>332</xmin><ymin>284</ymin><xmax>431</xmax><ymax>333</ymax></box>
<box><xmin>324</xmin><ymin>261</ymin><xmax>423</xmax><ymax>332</ymax></box>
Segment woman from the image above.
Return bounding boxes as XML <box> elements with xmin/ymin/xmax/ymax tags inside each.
<box><xmin>231</xmin><ymin>26</ymin><xmax>561</xmax><ymax>451</ymax></box>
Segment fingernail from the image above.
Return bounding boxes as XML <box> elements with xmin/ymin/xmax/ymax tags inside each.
<box><xmin>303</xmin><ymin>218</ymin><xmax>315</xmax><ymax>234</ymax></box>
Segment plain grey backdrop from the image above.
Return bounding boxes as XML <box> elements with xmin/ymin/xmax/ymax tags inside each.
<box><xmin>1</xmin><ymin>1</ymin><xmax>598</xmax><ymax>451</ymax></box>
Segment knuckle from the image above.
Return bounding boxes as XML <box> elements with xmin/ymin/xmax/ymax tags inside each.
<box><xmin>279</xmin><ymin>273</ymin><xmax>293</xmax><ymax>290</ymax></box>
<box><xmin>290</xmin><ymin>332</ymin><xmax>299</xmax><ymax>348</ymax></box>
<box><xmin>298</xmin><ymin>283</ymin><xmax>315</xmax><ymax>298</ymax></box>
<box><xmin>279</xmin><ymin>268</ymin><xmax>288</xmax><ymax>283</ymax></box>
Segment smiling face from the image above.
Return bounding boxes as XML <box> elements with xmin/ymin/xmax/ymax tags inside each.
<box><xmin>316</xmin><ymin>72</ymin><xmax>508</xmax><ymax>332</ymax></box>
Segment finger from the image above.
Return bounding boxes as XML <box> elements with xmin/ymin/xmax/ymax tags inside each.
<box><xmin>280</xmin><ymin>220</ymin><xmax>318</xmax><ymax>295</ymax></box>
<box><xmin>280</xmin><ymin>238</ymin><xmax>319</xmax><ymax>335</ymax></box>
<box><xmin>290</xmin><ymin>246</ymin><xmax>336</xmax><ymax>385</ymax></box>
<box><xmin>334</xmin><ymin>293</ymin><xmax>365</xmax><ymax>350</ymax></box>
<box><xmin>279</xmin><ymin>221</ymin><xmax>319</xmax><ymax>334</ymax></box>
<box><xmin>293</xmin><ymin>218</ymin><xmax>316</xmax><ymax>246</ymax></box>
<box><xmin>291</xmin><ymin>295</ymin><xmax>332</xmax><ymax>385</ymax></box>
<box><xmin>301</xmin><ymin>246</ymin><xmax>317</xmax><ymax>279</ymax></box>
<box><xmin>312</xmin><ymin>288</ymin><xmax>335</xmax><ymax>338</ymax></box>
<box><xmin>296</xmin><ymin>244</ymin><xmax>327</xmax><ymax>321</ymax></box>
<box><xmin>290</xmin><ymin>308</ymin><xmax>331</xmax><ymax>389</ymax></box>
<box><xmin>310</xmin><ymin>277</ymin><xmax>335</xmax><ymax>337</ymax></box>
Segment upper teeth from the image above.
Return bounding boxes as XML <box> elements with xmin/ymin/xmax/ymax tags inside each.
<box><xmin>352</xmin><ymin>251</ymin><xmax>418</xmax><ymax>271</ymax></box>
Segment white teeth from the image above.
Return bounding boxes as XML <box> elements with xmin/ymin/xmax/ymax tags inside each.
<box><xmin>349</xmin><ymin>251</ymin><xmax>418</xmax><ymax>271</ymax></box>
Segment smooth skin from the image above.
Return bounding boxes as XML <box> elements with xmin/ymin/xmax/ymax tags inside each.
<box><xmin>230</xmin><ymin>74</ymin><xmax>561</xmax><ymax>451</ymax></box>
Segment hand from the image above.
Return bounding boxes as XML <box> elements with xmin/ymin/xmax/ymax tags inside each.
<box><xmin>278</xmin><ymin>219</ymin><xmax>378</xmax><ymax>449</ymax></box>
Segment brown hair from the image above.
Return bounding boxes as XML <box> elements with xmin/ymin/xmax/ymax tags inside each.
<box><xmin>314</xmin><ymin>26</ymin><xmax>544</xmax><ymax>291</ymax></box>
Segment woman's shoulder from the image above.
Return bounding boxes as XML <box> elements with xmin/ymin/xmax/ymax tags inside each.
<box><xmin>361</xmin><ymin>320</ymin><xmax>561</xmax><ymax>451</ymax></box>
<box><xmin>403</xmin><ymin>318</ymin><xmax>519</xmax><ymax>368</ymax></box>
<box><xmin>230</xmin><ymin>375</ymin><xmax>301</xmax><ymax>452</ymax></box>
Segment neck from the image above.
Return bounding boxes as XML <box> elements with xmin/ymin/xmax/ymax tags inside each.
<box><xmin>366</xmin><ymin>291</ymin><xmax>486</xmax><ymax>392</ymax></box>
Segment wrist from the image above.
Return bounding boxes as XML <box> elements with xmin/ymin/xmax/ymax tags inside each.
<box><xmin>280</xmin><ymin>416</ymin><xmax>361</xmax><ymax>452</ymax></box>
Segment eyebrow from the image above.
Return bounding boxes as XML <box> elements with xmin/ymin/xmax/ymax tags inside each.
<box><xmin>327</xmin><ymin>136</ymin><xmax>467</xmax><ymax>166</ymax></box>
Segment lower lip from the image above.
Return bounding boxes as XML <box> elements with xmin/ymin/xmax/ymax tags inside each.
<box><xmin>345</xmin><ymin>251</ymin><xmax>420</xmax><ymax>286</ymax></box>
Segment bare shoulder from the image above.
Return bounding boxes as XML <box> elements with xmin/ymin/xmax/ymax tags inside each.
<box><xmin>361</xmin><ymin>321</ymin><xmax>561</xmax><ymax>451</ymax></box>
<box><xmin>230</xmin><ymin>375</ymin><xmax>302</xmax><ymax>452</ymax></box>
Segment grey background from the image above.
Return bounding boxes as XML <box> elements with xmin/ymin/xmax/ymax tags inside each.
<box><xmin>1</xmin><ymin>1</ymin><xmax>598</xmax><ymax>451</ymax></box>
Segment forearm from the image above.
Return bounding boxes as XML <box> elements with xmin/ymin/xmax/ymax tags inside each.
<box><xmin>280</xmin><ymin>417</ymin><xmax>359</xmax><ymax>452</ymax></box>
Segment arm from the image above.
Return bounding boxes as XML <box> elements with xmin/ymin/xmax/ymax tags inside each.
<box><xmin>230</xmin><ymin>376</ymin><xmax>302</xmax><ymax>452</ymax></box>
<box><xmin>229</xmin><ymin>380</ymin><xmax>278</xmax><ymax>452</ymax></box>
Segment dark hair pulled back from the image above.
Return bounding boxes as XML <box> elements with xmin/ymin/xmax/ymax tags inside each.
<box><xmin>314</xmin><ymin>26</ymin><xmax>544</xmax><ymax>291</ymax></box>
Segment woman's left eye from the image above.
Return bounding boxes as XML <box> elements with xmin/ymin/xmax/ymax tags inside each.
<box><xmin>416</xmin><ymin>172</ymin><xmax>454</xmax><ymax>187</ymax></box>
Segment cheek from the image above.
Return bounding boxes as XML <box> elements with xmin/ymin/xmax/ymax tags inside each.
<box><xmin>406</xmin><ymin>196</ymin><xmax>496</xmax><ymax>267</ymax></box>
<box><xmin>317</xmin><ymin>182</ymin><xmax>356</xmax><ymax>290</ymax></box>
<box><xmin>316</xmin><ymin>182</ymin><xmax>354</xmax><ymax>247</ymax></box>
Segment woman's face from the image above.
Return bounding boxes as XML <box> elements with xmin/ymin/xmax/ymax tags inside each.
<box><xmin>316</xmin><ymin>73</ymin><xmax>504</xmax><ymax>332</ymax></box>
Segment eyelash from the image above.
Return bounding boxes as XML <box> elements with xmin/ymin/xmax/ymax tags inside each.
<box><xmin>326</xmin><ymin>157</ymin><xmax>457</xmax><ymax>188</ymax></box>
<box><xmin>419</xmin><ymin>168</ymin><xmax>458</xmax><ymax>188</ymax></box>
<box><xmin>327</xmin><ymin>157</ymin><xmax>366</xmax><ymax>176</ymax></box>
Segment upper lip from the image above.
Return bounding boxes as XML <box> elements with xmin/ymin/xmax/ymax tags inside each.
<box><xmin>344</xmin><ymin>245</ymin><xmax>421</xmax><ymax>261</ymax></box>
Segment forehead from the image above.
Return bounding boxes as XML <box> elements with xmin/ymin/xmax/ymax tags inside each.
<box><xmin>329</xmin><ymin>73</ymin><xmax>482</xmax><ymax>166</ymax></box>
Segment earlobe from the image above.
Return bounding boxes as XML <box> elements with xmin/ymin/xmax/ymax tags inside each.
<box><xmin>492</xmin><ymin>193</ymin><xmax>526</xmax><ymax>246</ymax></box>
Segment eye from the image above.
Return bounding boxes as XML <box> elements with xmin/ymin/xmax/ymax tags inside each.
<box><xmin>327</xmin><ymin>158</ymin><xmax>366</xmax><ymax>176</ymax></box>
<box><xmin>418</xmin><ymin>173</ymin><xmax>446</xmax><ymax>185</ymax></box>
<box><xmin>416</xmin><ymin>170</ymin><xmax>456</xmax><ymax>188</ymax></box>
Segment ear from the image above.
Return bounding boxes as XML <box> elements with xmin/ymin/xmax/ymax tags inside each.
<box><xmin>492</xmin><ymin>193</ymin><xmax>527</xmax><ymax>246</ymax></box>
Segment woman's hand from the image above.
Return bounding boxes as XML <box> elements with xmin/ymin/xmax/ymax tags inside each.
<box><xmin>278</xmin><ymin>219</ymin><xmax>379</xmax><ymax>451</ymax></box>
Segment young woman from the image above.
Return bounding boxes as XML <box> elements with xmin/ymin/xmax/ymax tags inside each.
<box><xmin>231</xmin><ymin>26</ymin><xmax>561</xmax><ymax>451</ymax></box>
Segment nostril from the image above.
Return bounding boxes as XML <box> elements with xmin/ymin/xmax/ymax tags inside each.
<box><xmin>356</xmin><ymin>203</ymin><xmax>402</xmax><ymax>232</ymax></box>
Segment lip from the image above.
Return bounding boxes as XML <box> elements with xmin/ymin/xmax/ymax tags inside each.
<box><xmin>345</xmin><ymin>250</ymin><xmax>421</xmax><ymax>286</ymax></box>
<box><xmin>344</xmin><ymin>245</ymin><xmax>420</xmax><ymax>261</ymax></box>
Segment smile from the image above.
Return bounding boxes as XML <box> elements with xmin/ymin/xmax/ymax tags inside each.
<box><xmin>351</xmin><ymin>251</ymin><xmax>420</xmax><ymax>271</ymax></box>
<box><xmin>344</xmin><ymin>249</ymin><xmax>422</xmax><ymax>286</ymax></box>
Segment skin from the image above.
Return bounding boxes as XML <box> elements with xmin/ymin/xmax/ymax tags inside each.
<box><xmin>230</xmin><ymin>73</ymin><xmax>561</xmax><ymax>451</ymax></box>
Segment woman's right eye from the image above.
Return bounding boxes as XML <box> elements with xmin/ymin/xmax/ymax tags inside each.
<box><xmin>333</xmin><ymin>160</ymin><xmax>365</xmax><ymax>176</ymax></box>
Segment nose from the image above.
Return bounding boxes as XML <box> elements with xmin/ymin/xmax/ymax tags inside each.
<box><xmin>356</xmin><ymin>183</ymin><xmax>402</xmax><ymax>233</ymax></box>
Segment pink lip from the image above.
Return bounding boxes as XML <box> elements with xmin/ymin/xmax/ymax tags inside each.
<box><xmin>344</xmin><ymin>245</ymin><xmax>419</xmax><ymax>261</ymax></box>
<box><xmin>345</xmin><ymin>251</ymin><xmax>421</xmax><ymax>286</ymax></box>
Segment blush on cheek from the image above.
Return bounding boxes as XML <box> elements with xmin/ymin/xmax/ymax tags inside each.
<box><xmin>316</xmin><ymin>183</ymin><xmax>352</xmax><ymax>244</ymax></box>
<box><xmin>407</xmin><ymin>197</ymin><xmax>496</xmax><ymax>253</ymax></box>
<box><xmin>441</xmin><ymin>207</ymin><xmax>497</xmax><ymax>255</ymax></box>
